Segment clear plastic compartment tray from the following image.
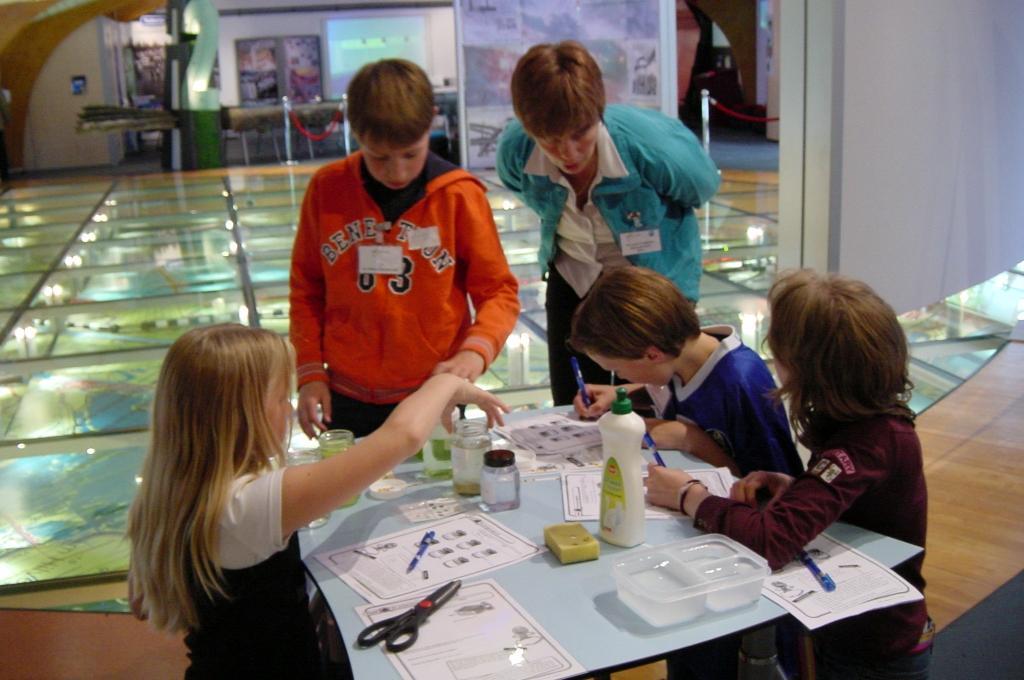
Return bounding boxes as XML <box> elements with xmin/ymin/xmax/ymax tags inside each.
<box><xmin>612</xmin><ymin>534</ymin><xmax>769</xmax><ymax>627</ymax></box>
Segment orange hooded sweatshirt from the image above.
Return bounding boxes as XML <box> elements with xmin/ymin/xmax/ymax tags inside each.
<box><xmin>289</xmin><ymin>153</ymin><xmax>520</xmax><ymax>404</ymax></box>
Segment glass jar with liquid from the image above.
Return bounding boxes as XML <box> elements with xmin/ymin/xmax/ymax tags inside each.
<box><xmin>285</xmin><ymin>449</ymin><xmax>329</xmax><ymax>528</ymax></box>
<box><xmin>421</xmin><ymin>423</ymin><xmax>453</xmax><ymax>479</ymax></box>
<box><xmin>451</xmin><ymin>420</ymin><xmax>490</xmax><ymax>496</ymax></box>
<box><xmin>318</xmin><ymin>429</ymin><xmax>358</xmax><ymax>507</ymax></box>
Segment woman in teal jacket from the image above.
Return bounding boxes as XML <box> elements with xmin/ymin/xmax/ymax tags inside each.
<box><xmin>497</xmin><ymin>41</ymin><xmax>720</xmax><ymax>404</ymax></box>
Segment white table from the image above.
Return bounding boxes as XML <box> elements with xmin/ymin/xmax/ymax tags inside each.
<box><xmin>301</xmin><ymin>437</ymin><xmax>921</xmax><ymax>679</ymax></box>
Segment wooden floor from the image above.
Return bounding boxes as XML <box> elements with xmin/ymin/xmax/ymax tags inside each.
<box><xmin>916</xmin><ymin>337</ymin><xmax>1024</xmax><ymax>630</ymax></box>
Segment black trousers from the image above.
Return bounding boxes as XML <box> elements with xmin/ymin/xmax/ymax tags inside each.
<box><xmin>329</xmin><ymin>391</ymin><xmax>398</xmax><ymax>439</ymax></box>
<box><xmin>0</xmin><ymin>130</ymin><xmax>9</xmax><ymax>182</ymax></box>
<box><xmin>545</xmin><ymin>265</ymin><xmax>613</xmax><ymax>406</ymax></box>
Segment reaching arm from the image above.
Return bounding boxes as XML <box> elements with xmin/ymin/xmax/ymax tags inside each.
<box><xmin>645</xmin><ymin>418</ymin><xmax>740</xmax><ymax>476</ymax></box>
<box><xmin>281</xmin><ymin>375</ymin><xmax>508</xmax><ymax>534</ymax></box>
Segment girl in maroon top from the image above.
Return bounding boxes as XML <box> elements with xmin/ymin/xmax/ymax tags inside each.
<box><xmin>647</xmin><ymin>269</ymin><xmax>932</xmax><ymax>680</ymax></box>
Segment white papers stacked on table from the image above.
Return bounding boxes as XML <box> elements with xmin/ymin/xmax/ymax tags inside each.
<box><xmin>315</xmin><ymin>513</ymin><xmax>544</xmax><ymax>603</ymax></box>
<box><xmin>762</xmin><ymin>533</ymin><xmax>924</xmax><ymax>629</ymax></box>
<box><xmin>355</xmin><ymin>579</ymin><xmax>585</xmax><ymax>680</ymax></box>
<box><xmin>560</xmin><ymin>467</ymin><xmax>736</xmax><ymax>522</ymax></box>
<box><xmin>494</xmin><ymin>413</ymin><xmax>604</xmax><ymax>474</ymax></box>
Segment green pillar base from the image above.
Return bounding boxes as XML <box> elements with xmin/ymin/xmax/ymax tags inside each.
<box><xmin>179</xmin><ymin>109</ymin><xmax>222</xmax><ymax>170</ymax></box>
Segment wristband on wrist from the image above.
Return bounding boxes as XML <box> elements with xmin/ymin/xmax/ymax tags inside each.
<box><xmin>677</xmin><ymin>479</ymin><xmax>707</xmax><ymax>517</ymax></box>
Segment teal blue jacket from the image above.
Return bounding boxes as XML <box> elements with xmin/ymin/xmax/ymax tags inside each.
<box><xmin>496</xmin><ymin>105</ymin><xmax>719</xmax><ymax>301</ymax></box>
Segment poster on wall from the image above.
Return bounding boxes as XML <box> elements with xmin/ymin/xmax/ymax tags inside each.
<box><xmin>236</xmin><ymin>38</ymin><xmax>279</xmax><ymax>106</ymax></box>
<box><xmin>456</xmin><ymin>0</ymin><xmax>672</xmax><ymax>169</ymax></box>
<box><xmin>282</xmin><ymin>36</ymin><xmax>323</xmax><ymax>103</ymax></box>
<box><xmin>131</xmin><ymin>45</ymin><xmax>166</xmax><ymax>103</ymax></box>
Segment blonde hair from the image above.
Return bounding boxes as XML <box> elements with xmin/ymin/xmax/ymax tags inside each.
<box><xmin>346</xmin><ymin>59</ymin><xmax>434</xmax><ymax>147</ymax></box>
<box><xmin>127</xmin><ymin>324</ymin><xmax>294</xmax><ymax>632</ymax></box>
<box><xmin>766</xmin><ymin>270</ymin><xmax>914</xmax><ymax>448</ymax></box>
<box><xmin>570</xmin><ymin>267</ymin><xmax>700</xmax><ymax>359</ymax></box>
<box><xmin>510</xmin><ymin>40</ymin><xmax>605</xmax><ymax>140</ymax></box>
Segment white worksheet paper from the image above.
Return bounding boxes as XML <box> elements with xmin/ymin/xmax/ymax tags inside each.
<box><xmin>315</xmin><ymin>513</ymin><xmax>544</xmax><ymax>603</ymax></box>
<box><xmin>762</xmin><ymin>533</ymin><xmax>924</xmax><ymax>630</ymax></box>
<box><xmin>494</xmin><ymin>412</ymin><xmax>602</xmax><ymax>455</ymax></box>
<box><xmin>560</xmin><ymin>467</ymin><xmax>736</xmax><ymax>522</ymax></box>
<box><xmin>355</xmin><ymin>579</ymin><xmax>585</xmax><ymax>680</ymax></box>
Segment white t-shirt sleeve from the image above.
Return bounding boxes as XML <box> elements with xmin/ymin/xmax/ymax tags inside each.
<box><xmin>217</xmin><ymin>467</ymin><xmax>289</xmax><ymax>569</ymax></box>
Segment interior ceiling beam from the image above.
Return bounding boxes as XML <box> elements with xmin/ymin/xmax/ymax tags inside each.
<box><xmin>107</xmin><ymin>0</ymin><xmax>162</xmax><ymax>23</ymax></box>
<box><xmin>0</xmin><ymin>1</ymin><xmax>60</xmax><ymax>55</ymax></box>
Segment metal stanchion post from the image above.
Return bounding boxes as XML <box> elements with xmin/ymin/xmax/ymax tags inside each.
<box><xmin>700</xmin><ymin>88</ymin><xmax>711</xmax><ymax>155</ymax></box>
<box><xmin>700</xmin><ymin>88</ymin><xmax>713</xmax><ymax>246</ymax></box>
<box><xmin>342</xmin><ymin>93</ymin><xmax>352</xmax><ymax>157</ymax></box>
<box><xmin>282</xmin><ymin>96</ymin><xmax>296</xmax><ymax>166</ymax></box>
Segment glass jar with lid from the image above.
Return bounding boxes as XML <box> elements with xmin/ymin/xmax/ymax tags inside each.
<box><xmin>451</xmin><ymin>420</ymin><xmax>490</xmax><ymax>496</ymax></box>
<box><xmin>480</xmin><ymin>449</ymin><xmax>520</xmax><ymax>512</ymax></box>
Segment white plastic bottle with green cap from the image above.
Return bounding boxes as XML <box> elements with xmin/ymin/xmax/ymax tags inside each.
<box><xmin>598</xmin><ymin>387</ymin><xmax>646</xmax><ymax>547</ymax></box>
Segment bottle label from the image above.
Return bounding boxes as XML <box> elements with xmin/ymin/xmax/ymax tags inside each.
<box><xmin>600</xmin><ymin>457</ymin><xmax>625</xmax><ymax>533</ymax></box>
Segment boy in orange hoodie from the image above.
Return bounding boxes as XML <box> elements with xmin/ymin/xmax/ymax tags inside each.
<box><xmin>289</xmin><ymin>60</ymin><xmax>520</xmax><ymax>437</ymax></box>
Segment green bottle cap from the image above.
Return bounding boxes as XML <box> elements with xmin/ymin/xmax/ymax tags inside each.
<box><xmin>611</xmin><ymin>387</ymin><xmax>633</xmax><ymax>415</ymax></box>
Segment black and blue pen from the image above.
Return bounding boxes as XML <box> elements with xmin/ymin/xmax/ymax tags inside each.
<box><xmin>406</xmin><ymin>530</ymin><xmax>435</xmax><ymax>573</ymax></box>
<box><xmin>643</xmin><ymin>433</ymin><xmax>667</xmax><ymax>467</ymax></box>
<box><xmin>798</xmin><ymin>549</ymin><xmax>837</xmax><ymax>592</ymax></box>
<box><xmin>570</xmin><ymin>356</ymin><xmax>591</xmax><ymax>408</ymax></box>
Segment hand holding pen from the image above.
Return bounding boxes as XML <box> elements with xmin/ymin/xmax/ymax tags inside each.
<box><xmin>406</xmin><ymin>530</ymin><xmax>435</xmax><ymax>573</ymax></box>
<box><xmin>569</xmin><ymin>356</ymin><xmax>592</xmax><ymax>409</ymax></box>
<box><xmin>798</xmin><ymin>549</ymin><xmax>836</xmax><ymax>592</ymax></box>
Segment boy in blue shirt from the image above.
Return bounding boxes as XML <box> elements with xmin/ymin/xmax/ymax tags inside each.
<box><xmin>570</xmin><ymin>266</ymin><xmax>802</xmax><ymax>478</ymax></box>
<box><xmin>570</xmin><ymin>265</ymin><xmax>802</xmax><ymax>679</ymax></box>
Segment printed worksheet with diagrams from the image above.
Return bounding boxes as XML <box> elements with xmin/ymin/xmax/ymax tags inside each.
<box><xmin>315</xmin><ymin>513</ymin><xmax>544</xmax><ymax>603</ymax></box>
<box><xmin>494</xmin><ymin>412</ymin><xmax>604</xmax><ymax>474</ymax></box>
<box><xmin>762</xmin><ymin>533</ymin><xmax>924</xmax><ymax>629</ymax></box>
<box><xmin>355</xmin><ymin>579</ymin><xmax>585</xmax><ymax>680</ymax></box>
<box><xmin>560</xmin><ymin>467</ymin><xmax>735</xmax><ymax>521</ymax></box>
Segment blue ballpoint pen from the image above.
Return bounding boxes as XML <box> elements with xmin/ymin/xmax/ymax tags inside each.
<box><xmin>569</xmin><ymin>356</ymin><xmax>591</xmax><ymax>408</ymax></box>
<box><xmin>407</xmin><ymin>530</ymin><xmax>436</xmax><ymax>573</ymax></box>
<box><xmin>643</xmin><ymin>433</ymin><xmax>667</xmax><ymax>467</ymax></box>
<box><xmin>798</xmin><ymin>550</ymin><xmax>837</xmax><ymax>592</ymax></box>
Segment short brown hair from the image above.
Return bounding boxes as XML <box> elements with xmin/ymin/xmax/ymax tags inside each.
<box><xmin>510</xmin><ymin>41</ymin><xmax>605</xmax><ymax>140</ymax></box>
<box><xmin>346</xmin><ymin>59</ymin><xmax>434</xmax><ymax>146</ymax></box>
<box><xmin>766</xmin><ymin>269</ymin><xmax>914</xmax><ymax>448</ymax></box>
<box><xmin>570</xmin><ymin>267</ymin><xmax>701</xmax><ymax>359</ymax></box>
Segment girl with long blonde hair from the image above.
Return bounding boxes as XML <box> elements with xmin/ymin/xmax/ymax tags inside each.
<box><xmin>127</xmin><ymin>324</ymin><xmax>507</xmax><ymax>677</ymax></box>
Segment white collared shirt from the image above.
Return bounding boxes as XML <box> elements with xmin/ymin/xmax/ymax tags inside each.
<box><xmin>524</xmin><ymin>123</ymin><xmax>631</xmax><ymax>296</ymax></box>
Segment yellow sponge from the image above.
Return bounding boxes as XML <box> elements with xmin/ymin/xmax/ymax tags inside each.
<box><xmin>544</xmin><ymin>522</ymin><xmax>600</xmax><ymax>564</ymax></box>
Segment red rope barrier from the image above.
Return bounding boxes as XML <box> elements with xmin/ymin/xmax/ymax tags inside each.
<box><xmin>709</xmin><ymin>97</ymin><xmax>779</xmax><ymax>123</ymax></box>
<box><xmin>289</xmin><ymin>109</ymin><xmax>342</xmax><ymax>141</ymax></box>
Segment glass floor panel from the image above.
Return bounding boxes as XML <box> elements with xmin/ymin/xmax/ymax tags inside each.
<box><xmin>1</xmin><ymin>165</ymin><xmax>1020</xmax><ymax>604</ymax></box>
<box><xmin>1</xmin><ymin>181</ymin><xmax>111</xmax><ymax>200</ymax></box>
<box><xmin>710</xmin><ymin>190</ymin><xmax>780</xmax><ymax>215</ymax></box>
<box><xmin>0</xmin><ymin>445</ymin><xmax>144</xmax><ymax>593</ymax></box>
<box><xmin>1</xmin><ymin>291</ymin><xmax>248</xmax><ymax>364</ymax></box>
<box><xmin>0</xmin><ymin>222</ymin><xmax>82</xmax><ymax>252</ymax></box>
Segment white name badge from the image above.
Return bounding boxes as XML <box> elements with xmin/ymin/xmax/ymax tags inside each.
<box><xmin>619</xmin><ymin>229</ymin><xmax>663</xmax><ymax>256</ymax></box>
<box><xmin>407</xmin><ymin>226</ymin><xmax>440</xmax><ymax>250</ymax></box>
<box><xmin>358</xmin><ymin>245</ymin><xmax>404</xmax><ymax>275</ymax></box>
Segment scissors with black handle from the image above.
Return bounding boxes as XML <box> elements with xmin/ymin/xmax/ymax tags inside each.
<box><xmin>357</xmin><ymin>579</ymin><xmax>462</xmax><ymax>653</ymax></box>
